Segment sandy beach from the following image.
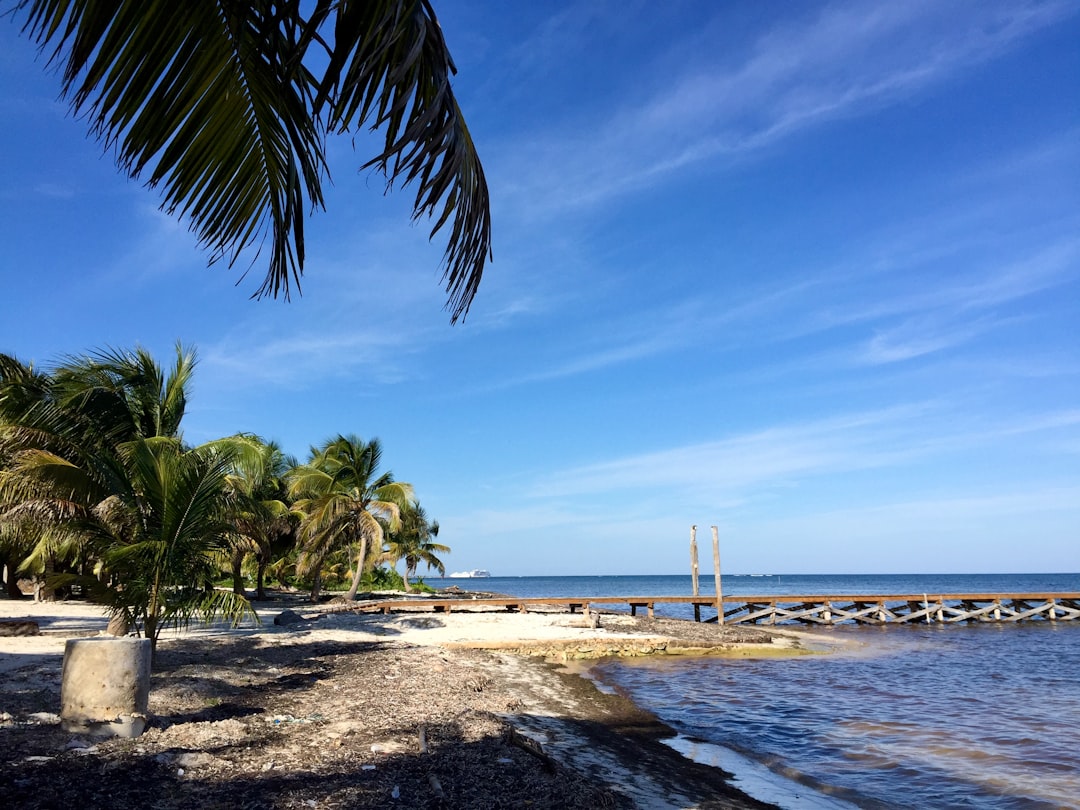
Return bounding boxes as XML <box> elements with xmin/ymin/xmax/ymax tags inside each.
<box><xmin>0</xmin><ymin>593</ymin><xmax>801</xmax><ymax>809</ymax></box>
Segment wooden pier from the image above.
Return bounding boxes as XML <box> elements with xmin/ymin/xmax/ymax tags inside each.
<box><xmin>359</xmin><ymin>593</ymin><xmax>1080</xmax><ymax>626</ymax></box>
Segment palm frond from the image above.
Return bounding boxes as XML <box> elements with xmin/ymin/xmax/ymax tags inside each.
<box><xmin>19</xmin><ymin>0</ymin><xmax>325</xmax><ymax>299</ymax></box>
<box><xmin>17</xmin><ymin>0</ymin><xmax>491</xmax><ymax>319</ymax></box>
<box><xmin>316</xmin><ymin>0</ymin><xmax>491</xmax><ymax>321</ymax></box>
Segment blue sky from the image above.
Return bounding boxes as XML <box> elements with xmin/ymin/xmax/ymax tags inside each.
<box><xmin>1</xmin><ymin>1</ymin><xmax>1078</xmax><ymax>576</ymax></box>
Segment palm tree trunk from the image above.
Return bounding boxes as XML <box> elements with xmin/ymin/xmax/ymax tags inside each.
<box><xmin>38</xmin><ymin>555</ymin><xmax>57</xmax><ymax>602</ymax></box>
<box><xmin>3</xmin><ymin>554</ymin><xmax>25</xmax><ymax>599</ymax></box>
<box><xmin>231</xmin><ymin>550</ymin><xmax>245</xmax><ymax>595</ymax></box>
<box><xmin>310</xmin><ymin>570</ymin><xmax>322</xmax><ymax>602</ymax></box>
<box><xmin>345</xmin><ymin>536</ymin><xmax>369</xmax><ymax>601</ymax></box>
<box><xmin>256</xmin><ymin>558</ymin><xmax>267</xmax><ymax>600</ymax></box>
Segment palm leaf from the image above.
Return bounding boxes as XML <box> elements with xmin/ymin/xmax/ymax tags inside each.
<box><xmin>17</xmin><ymin>0</ymin><xmax>492</xmax><ymax>320</ymax></box>
<box><xmin>18</xmin><ymin>0</ymin><xmax>325</xmax><ymax>299</ymax></box>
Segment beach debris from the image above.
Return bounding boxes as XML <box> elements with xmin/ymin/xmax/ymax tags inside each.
<box><xmin>27</xmin><ymin>712</ymin><xmax>61</xmax><ymax>725</ymax></box>
<box><xmin>506</xmin><ymin>726</ymin><xmax>557</xmax><ymax>773</ymax></box>
<box><xmin>464</xmin><ymin>673</ymin><xmax>493</xmax><ymax>692</ymax></box>
<box><xmin>0</xmin><ymin>620</ymin><xmax>40</xmax><ymax>636</ymax></box>
<box><xmin>371</xmin><ymin>740</ymin><xmax>407</xmax><ymax>755</ymax></box>
<box><xmin>427</xmin><ymin>773</ymin><xmax>446</xmax><ymax>801</ymax></box>
<box><xmin>391</xmin><ymin>785</ymin><xmax>401</xmax><ymax>799</ymax></box>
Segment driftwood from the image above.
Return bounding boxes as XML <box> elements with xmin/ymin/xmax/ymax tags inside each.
<box><xmin>506</xmin><ymin>726</ymin><xmax>557</xmax><ymax>773</ymax></box>
<box><xmin>427</xmin><ymin>773</ymin><xmax>445</xmax><ymax>800</ymax></box>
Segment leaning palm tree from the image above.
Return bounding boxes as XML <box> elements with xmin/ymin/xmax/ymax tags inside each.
<box><xmin>381</xmin><ymin>500</ymin><xmax>448</xmax><ymax>592</ymax></box>
<box><xmin>290</xmin><ymin>435</ymin><xmax>412</xmax><ymax>601</ymax></box>
<box><xmin>14</xmin><ymin>0</ymin><xmax>492</xmax><ymax>321</ymax></box>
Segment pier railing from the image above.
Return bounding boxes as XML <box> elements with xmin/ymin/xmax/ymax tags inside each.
<box><xmin>356</xmin><ymin>593</ymin><xmax>1080</xmax><ymax>625</ymax></box>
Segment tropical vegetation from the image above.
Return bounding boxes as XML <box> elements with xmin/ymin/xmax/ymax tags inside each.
<box><xmin>0</xmin><ymin>345</ymin><xmax>450</xmax><ymax>657</ymax></box>
<box><xmin>11</xmin><ymin>0</ymin><xmax>492</xmax><ymax>322</ymax></box>
<box><xmin>381</xmin><ymin>500</ymin><xmax>448</xmax><ymax>592</ymax></box>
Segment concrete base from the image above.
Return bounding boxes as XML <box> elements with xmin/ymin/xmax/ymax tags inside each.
<box><xmin>60</xmin><ymin>637</ymin><xmax>151</xmax><ymax>737</ymax></box>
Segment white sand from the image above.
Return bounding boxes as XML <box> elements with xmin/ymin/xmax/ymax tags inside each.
<box><xmin>0</xmin><ymin>596</ymin><xmax>749</xmax><ymax>675</ymax></box>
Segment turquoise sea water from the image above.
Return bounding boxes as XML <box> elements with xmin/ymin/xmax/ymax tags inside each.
<box><xmin>430</xmin><ymin>573</ymin><xmax>1080</xmax><ymax>809</ymax></box>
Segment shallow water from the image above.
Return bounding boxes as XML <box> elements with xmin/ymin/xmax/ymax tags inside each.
<box><xmin>429</xmin><ymin>573</ymin><xmax>1080</xmax><ymax>808</ymax></box>
<box><xmin>592</xmin><ymin>623</ymin><xmax>1080</xmax><ymax>809</ymax></box>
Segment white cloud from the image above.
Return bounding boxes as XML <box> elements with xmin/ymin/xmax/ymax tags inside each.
<box><xmin>529</xmin><ymin>405</ymin><xmax>936</xmax><ymax>500</ymax></box>
<box><xmin>496</xmin><ymin>0</ymin><xmax>1075</xmax><ymax>217</ymax></box>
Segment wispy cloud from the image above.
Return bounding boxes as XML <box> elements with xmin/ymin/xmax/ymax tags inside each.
<box><xmin>529</xmin><ymin>405</ymin><xmax>937</xmax><ymax>500</ymax></box>
<box><xmin>527</xmin><ymin>403</ymin><xmax>1080</xmax><ymax>504</ymax></box>
<box><xmin>497</xmin><ymin>0</ymin><xmax>1074</xmax><ymax>216</ymax></box>
<box><xmin>762</xmin><ymin>233</ymin><xmax>1080</xmax><ymax>362</ymax></box>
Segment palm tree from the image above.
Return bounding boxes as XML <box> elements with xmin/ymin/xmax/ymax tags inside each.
<box><xmin>97</xmin><ymin>437</ymin><xmax>254</xmax><ymax>656</ymax></box>
<box><xmin>204</xmin><ymin>434</ymin><xmax>300</xmax><ymax>599</ymax></box>
<box><xmin>0</xmin><ymin>346</ymin><xmax>253</xmax><ymax>657</ymax></box>
<box><xmin>290</xmin><ymin>435</ymin><xmax>413</xmax><ymax>601</ymax></box>
<box><xmin>0</xmin><ymin>345</ymin><xmax>196</xmax><ymax>598</ymax></box>
<box><xmin>381</xmin><ymin>500</ymin><xmax>448</xmax><ymax>592</ymax></box>
<box><xmin>0</xmin><ymin>353</ymin><xmax>46</xmax><ymax>599</ymax></box>
<box><xmin>14</xmin><ymin>0</ymin><xmax>492</xmax><ymax>322</ymax></box>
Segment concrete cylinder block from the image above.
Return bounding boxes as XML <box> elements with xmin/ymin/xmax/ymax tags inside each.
<box><xmin>60</xmin><ymin>637</ymin><xmax>151</xmax><ymax>738</ymax></box>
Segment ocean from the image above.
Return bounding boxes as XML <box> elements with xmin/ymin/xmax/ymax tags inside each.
<box><xmin>427</xmin><ymin>574</ymin><xmax>1080</xmax><ymax>809</ymax></box>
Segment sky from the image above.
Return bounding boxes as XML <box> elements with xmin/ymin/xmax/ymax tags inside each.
<box><xmin>1</xmin><ymin>1</ymin><xmax>1078</xmax><ymax>576</ymax></box>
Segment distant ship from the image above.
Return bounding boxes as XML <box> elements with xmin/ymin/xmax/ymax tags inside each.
<box><xmin>448</xmin><ymin>569</ymin><xmax>491</xmax><ymax>579</ymax></box>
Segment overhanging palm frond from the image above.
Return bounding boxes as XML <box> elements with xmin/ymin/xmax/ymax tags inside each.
<box><xmin>19</xmin><ymin>0</ymin><xmax>325</xmax><ymax>299</ymax></box>
<box><xmin>315</xmin><ymin>0</ymin><xmax>492</xmax><ymax>322</ymax></box>
<box><xmin>17</xmin><ymin>0</ymin><xmax>492</xmax><ymax>320</ymax></box>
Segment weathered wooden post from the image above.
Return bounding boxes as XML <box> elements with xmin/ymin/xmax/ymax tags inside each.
<box><xmin>690</xmin><ymin>525</ymin><xmax>701</xmax><ymax>622</ymax></box>
<box><xmin>711</xmin><ymin>525</ymin><xmax>724</xmax><ymax>625</ymax></box>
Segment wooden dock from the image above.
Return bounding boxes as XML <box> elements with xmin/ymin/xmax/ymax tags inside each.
<box><xmin>358</xmin><ymin>593</ymin><xmax>1080</xmax><ymax>626</ymax></box>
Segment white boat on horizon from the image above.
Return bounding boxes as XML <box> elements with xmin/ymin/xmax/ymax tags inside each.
<box><xmin>448</xmin><ymin>569</ymin><xmax>491</xmax><ymax>579</ymax></box>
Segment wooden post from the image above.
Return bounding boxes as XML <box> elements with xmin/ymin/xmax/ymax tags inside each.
<box><xmin>690</xmin><ymin>525</ymin><xmax>700</xmax><ymax>622</ymax></box>
<box><xmin>711</xmin><ymin>525</ymin><xmax>723</xmax><ymax>625</ymax></box>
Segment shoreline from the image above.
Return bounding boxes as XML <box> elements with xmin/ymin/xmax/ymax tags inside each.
<box><xmin>0</xmin><ymin>593</ymin><xmax>846</xmax><ymax>808</ymax></box>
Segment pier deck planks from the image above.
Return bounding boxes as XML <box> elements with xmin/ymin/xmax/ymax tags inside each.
<box><xmin>355</xmin><ymin>593</ymin><xmax>1080</xmax><ymax>625</ymax></box>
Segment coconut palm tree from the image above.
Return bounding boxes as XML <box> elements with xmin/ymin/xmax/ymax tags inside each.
<box><xmin>13</xmin><ymin>0</ymin><xmax>492</xmax><ymax>322</ymax></box>
<box><xmin>0</xmin><ymin>346</ymin><xmax>253</xmax><ymax>657</ymax></box>
<box><xmin>0</xmin><ymin>346</ymin><xmax>196</xmax><ymax>595</ymax></box>
<box><xmin>97</xmin><ymin>437</ymin><xmax>253</xmax><ymax>655</ymax></box>
<box><xmin>290</xmin><ymin>435</ymin><xmax>412</xmax><ymax>601</ymax></box>
<box><xmin>204</xmin><ymin>434</ymin><xmax>300</xmax><ymax>599</ymax></box>
<box><xmin>381</xmin><ymin>500</ymin><xmax>448</xmax><ymax>592</ymax></box>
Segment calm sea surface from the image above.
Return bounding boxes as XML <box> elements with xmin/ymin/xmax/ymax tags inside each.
<box><xmin>430</xmin><ymin>574</ymin><xmax>1080</xmax><ymax>809</ymax></box>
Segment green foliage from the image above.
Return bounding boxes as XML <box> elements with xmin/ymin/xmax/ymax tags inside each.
<box><xmin>3</xmin><ymin>345</ymin><xmax>441</xmax><ymax>641</ymax></box>
<box><xmin>14</xmin><ymin>0</ymin><xmax>491</xmax><ymax>321</ymax></box>
<box><xmin>0</xmin><ymin>347</ymin><xmax>256</xmax><ymax>658</ymax></box>
<box><xmin>361</xmin><ymin>565</ymin><xmax>405</xmax><ymax>592</ymax></box>
<box><xmin>291</xmin><ymin>435</ymin><xmax>413</xmax><ymax>601</ymax></box>
<box><xmin>381</xmin><ymin>500</ymin><xmax>449</xmax><ymax>592</ymax></box>
<box><xmin>409</xmin><ymin>577</ymin><xmax>437</xmax><ymax>594</ymax></box>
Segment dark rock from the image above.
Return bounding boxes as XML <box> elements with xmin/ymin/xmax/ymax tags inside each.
<box><xmin>274</xmin><ymin>609</ymin><xmax>305</xmax><ymax>626</ymax></box>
